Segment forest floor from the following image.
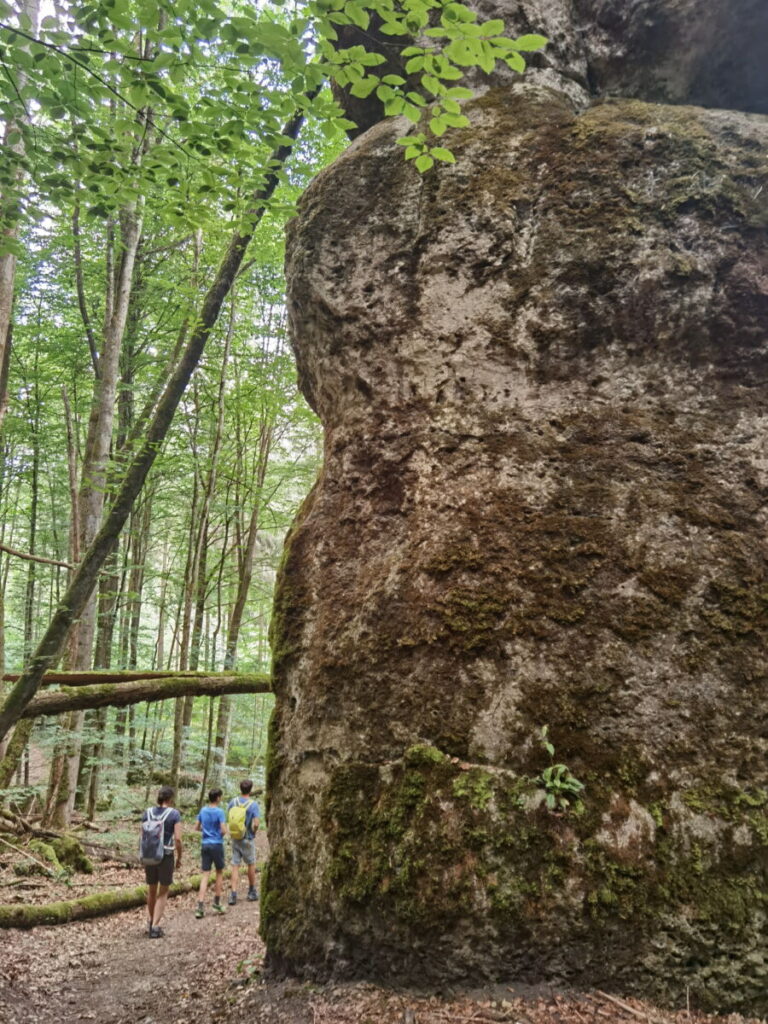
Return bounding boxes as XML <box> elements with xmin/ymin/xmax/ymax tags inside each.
<box><xmin>1</xmin><ymin>890</ymin><xmax>765</xmax><ymax>1024</ymax></box>
<box><xmin>0</xmin><ymin>831</ymin><xmax>765</xmax><ymax>1024</ymax></box>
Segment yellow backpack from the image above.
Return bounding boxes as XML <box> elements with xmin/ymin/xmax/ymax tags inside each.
<box><xmin>227</xmin><ymin>798</ymin><xmax>253</xmax><ymax>840</ymax></box>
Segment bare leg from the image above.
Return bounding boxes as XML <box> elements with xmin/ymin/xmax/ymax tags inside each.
<box><xmin>247</xmin><ymin>862</ymin><xmax>257</xmax><ymax>889</ymax></box>
<box><xmin>147</xmin><ymin>883</ymin><xmax>158</xmax><ymax>925</ymax></box>
<box><xmin>230</xmin><ymin>863</ymin><xmax>239</xmax><ymax>893</ymax></box>
<box><xmin>214</xmin><ymin>869</ymin><xmax>223</xmax><ymax>902</ymax></box>
<box><xmin>152</xmin><ymin>883</ymin><xmax>170</xmax><ymax>927</ymax></box>
<box><xmin>198</xmin><ymin>870</ymin><xmax>210</xmax><ymax>901</ymax></box>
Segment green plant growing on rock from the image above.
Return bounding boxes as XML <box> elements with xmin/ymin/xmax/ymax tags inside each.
<box><xmin>537</xmin><ymin>726</ymin><xmax>585</xmax><ymax>812</ymax></box>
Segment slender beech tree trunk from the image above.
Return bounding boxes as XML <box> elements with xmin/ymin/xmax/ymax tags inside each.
<box><xmin>0</xmin><ymin>0</ymin><xmax>41</xmax><ymax>429</ymax></box>
<box><xmin>0</xmin><ymin>99</ymin><xmax>314</xmax><ymax>746</ymax></box>
<box><xmin>45</xmin><ymin>200</ymin><xmax>144</xmax><ymax>828</ymax></box>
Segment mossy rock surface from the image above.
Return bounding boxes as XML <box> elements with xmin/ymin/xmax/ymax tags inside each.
<box><xmin>268</xmin><ymin>83</ymin><xmax>768</xmax><ymax>1015</ymax></box>
<box><xmin>52</xmin><ymin>836</ymin><xmax>94</xmax><ymax>874</ymax></box>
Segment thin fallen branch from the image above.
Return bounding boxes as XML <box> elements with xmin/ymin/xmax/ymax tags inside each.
<box><xmin>0</xmin><ymin>834</ymin><xmax>54</xmax><ymax>874</ymax></box>
<box><xmin>590</xmin><ymin>992</ymin><xmax>666</xmax><ymax>1024</ymax></box>
<box><xmin>0</xmin><ymin>542</ymin><xmax>74</xmax><ymax>570</ymax></box>
<box><xmin>19</xmin><ymin>672</ymin><xmax>270</xmax><ymax>718</ymax></box>
<box><xmin>0</xmin><ymin>869</ymin><xmax>231</xmax><ymax>928</ymax></box>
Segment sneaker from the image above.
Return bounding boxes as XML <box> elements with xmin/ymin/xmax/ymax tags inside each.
<box><xmin>228</xmin><ymin>891</ymin><xmax>237</xmax><ymax>906</ymax></box>
<box><xmin>149</xmin><ymin>926</ymin><xmax>165</xmax><ymax>939</ymax></box>
<box><xmin>247</xmin><ymin>888</ymin><xmax>259</xmax><ymax>902</ymax></box>
<box><xmin>195</xmin><ymin>904</ymin><xmax>204</xmax><ymax>919</ymax></box>
<box><xmin>213</xmin><ymin>901</ymin><xmax>226</xmax><ymax>915</ymax></box>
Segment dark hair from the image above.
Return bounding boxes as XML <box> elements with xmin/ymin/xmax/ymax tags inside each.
<box><xmin>157</xmin><ymin>785</ymin><xmax>175</xmax><ymax>805</ymax></box>
<box><xmin>239</xmin><ymin>779</ymin><xmax>253</xmax><ymax>794</ymax></box>
<box><xmin>208</xmin><ymin>788</ymin><xmax>222</xmax><ymax>803</ymax></box>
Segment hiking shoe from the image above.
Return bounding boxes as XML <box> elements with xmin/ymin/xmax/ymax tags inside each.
<box><xmin>195</xmin><ymin>904</ymin><xmax>204</xmax><ymax>919</ymax></box>
<box><xmin>212</xmin><ymin>901</ymin><xmax>226</xmax><ymax>915</ymax></box>
<box><xmin>228</xmin><ymin>891</ymin><xmax>237</xmax><ymax>906</ymax></box>
<box><xmin>247</xmin><ymin>888</ymin><xmax>259</xmax><ymax>902</ymax></box>
<box><xmin>149</xmin><ymin>926</ymin><xmax>165</xmax><ymax>939</ymax></box>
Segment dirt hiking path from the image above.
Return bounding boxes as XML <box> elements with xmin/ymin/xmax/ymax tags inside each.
<box><xmin>0</xmin><ymin>892</ymin><xmax>262</xmax><ymax>1024</ymax></box>
<box><xmin>1</xmin><ymin>897</ymin><xmax>765</xmax><ymax>1024</ymax></box>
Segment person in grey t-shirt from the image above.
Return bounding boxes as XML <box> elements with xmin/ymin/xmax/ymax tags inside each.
<box><xmin>227</xmin><ymin>778</ymin><xmax>260</xmax><ymax>905</ymax></box>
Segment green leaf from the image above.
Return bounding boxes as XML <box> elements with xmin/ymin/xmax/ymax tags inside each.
<box><xmin>512</xmin><ymin>33</ymin><xmax>548</xmax><ymax>51</ymax></box>
<box><xmin>348</xmin><ymin>76</ymin><xmax>379</xmax><ymax>98</ymax></box>
<box><xmin>346</xmin><ymin>4</ymin><xmax>370</xmax><ymax>29</ymax></box>
<box><xmin>479</xmin><ymin>19</ymin><xmax>505</xmax><ymax>35</ymax></box>
<box><xmin>430</xmin><ymin>146</ymin><xmax>455</xmax><ymax>163</ymax></box>
<box><xmin>444</xmin><ymin>38</ymin><xmax>479</xmax><ymax>66</ymax></box>
<box><xmin>414</xmin><ymin>153</ymin><xmax>434</xmax><ymax>172</ymax></box>
<box><xmin>378</xmin><ymin>19</ymin><xmax>406</xmax><ymax>35</ymax></box>
<box><xmin>504</xmin><ymin>52</ymin><xmax>526</xmax><ymax>73</ymax></box>
<box><xmin>429</xmin><ymin>116</ymin><xmax>446</xmax><ymax>136</ymax></box>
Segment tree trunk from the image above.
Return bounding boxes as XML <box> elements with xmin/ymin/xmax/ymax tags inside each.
<box><xmin>22</xmin><ymin>673</ymin><xmax>269</xmax><ymax>718</ymax></box>
<box><xmin>0</xmin><ymin>718</ymin><xmax>33</xmax><ymax>789</ymax></box>
<box><xmin>0</xmin><ymin>0</ymin><xmax>42</xmax><ymax>430</ymax></box>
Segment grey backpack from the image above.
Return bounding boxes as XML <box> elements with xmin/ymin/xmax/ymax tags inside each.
<box><xmin>139</xmin><ymin>807</ymin><xmax>173</xmax><ymax>865</ymax></box>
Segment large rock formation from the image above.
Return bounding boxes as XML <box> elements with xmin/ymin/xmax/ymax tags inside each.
<box><xmin>263</xmin><ymin>0</ymin><xmax>768</xmax><ymax>1013</ymax></box>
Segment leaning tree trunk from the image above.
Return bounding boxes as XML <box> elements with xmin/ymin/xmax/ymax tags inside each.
<box><xmin>264</xmin><ymin>0</ymin><xmax>768</xmax><ymax>1015</ymax></box>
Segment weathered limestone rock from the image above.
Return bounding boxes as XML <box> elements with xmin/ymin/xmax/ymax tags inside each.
<box><xmin>574</xmin><ymin>0</ymin><xmax>768</xmax><ymax>114</ymax></box>
<box><xmin>339</xmin><ymin>0</ymin><xmax>768</xmax><ymax>134</ymax></box>
<box><xmin>265</xmin><ymin>1</ymin><xmax>768</xmax><ymax>1014</ymax></box>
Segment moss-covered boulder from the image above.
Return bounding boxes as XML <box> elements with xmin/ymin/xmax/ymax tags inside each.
<box><xmin>266</xmin><ymin>81</ymin><xmax>768</xmax><ymax>1013</ymax></box>
<box><xmin>15</xmin><ymin>840</ymin><xmax>65</xmax><ymax>877</ymax></box>
<box><xmin>51</xmin><ymin>836</ymin><xmax>94</xmax><ymax>874</ymax></box>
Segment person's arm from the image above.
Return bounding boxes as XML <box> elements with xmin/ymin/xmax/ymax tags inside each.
<box><xmin>220</xmin><ymin>808</ymin><xmax>227</xmax><ymax>838</ymax></box>
<box><xmin>194</xmin><ymin>813</ymin><xmax>201</xmax><ymax>833</ymax></box>
<box><xmin>174</xmin><ymin>819</ymin><xmax>182</xmax><ymax>868</ymax></box>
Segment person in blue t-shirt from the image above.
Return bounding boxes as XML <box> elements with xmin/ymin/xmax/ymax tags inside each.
<box><xmin>194</xmin><ymin>788</ymin><xmax>227</xmax><ymax>918</ymax></box>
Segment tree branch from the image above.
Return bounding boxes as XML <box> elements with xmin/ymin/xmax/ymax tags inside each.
<box><xmin>0</xmin><ymin>541</ymin><xmax>73</xmax><ymax>570</ymax></box>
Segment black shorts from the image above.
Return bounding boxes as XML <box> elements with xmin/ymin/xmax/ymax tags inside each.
<box><xmin>145</xmin><ymin>853</ymin><xmax>175</xmax><ymax>887</ymax></box>
<box><xmin>201</xmin><ymin>844</ymin><xmax>225</xmax><ymax>872</ymax></box>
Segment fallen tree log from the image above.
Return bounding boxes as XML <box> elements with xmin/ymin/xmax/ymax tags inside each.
<box><xmin>2</xmin><ymin>670</ymin><xmax>208</xmax><ymax>688</ymax></box>
<box><xmin>0</xmin><ymin>870</ymin><xmax>231</xmax><ymax>928</ymax></box>
<box><xmin>18</xmin><ymin>673</ymin><xmax>270</xmax><ymax>718</ymax></box>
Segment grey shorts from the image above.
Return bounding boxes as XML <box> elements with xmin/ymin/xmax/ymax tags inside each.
<box><xmin>231</xmin><ymin>837</ymin><xmax>256</xmax><ymax>866</ymax></box>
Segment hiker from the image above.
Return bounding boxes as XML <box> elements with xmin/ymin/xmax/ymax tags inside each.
<box><xmin>140</xmin><ymin>785</ymin><xmax>182</xmax><ymax>939</ymax></box>
<box><xmin>227</xmin><ymin>778</ymin><xmax>259</xmax><ymax>904</ymax></box>
<box><xmin>194</xmin><ymin>787</ymin><xmax>227</xmax><ymax>918</ymax></box>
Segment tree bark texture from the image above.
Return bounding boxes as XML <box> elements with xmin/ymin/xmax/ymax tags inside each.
<box><xmin>265</xmin><ymin>1</ymin><xmax>768</xmax><ymax>1013</ymax></box>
